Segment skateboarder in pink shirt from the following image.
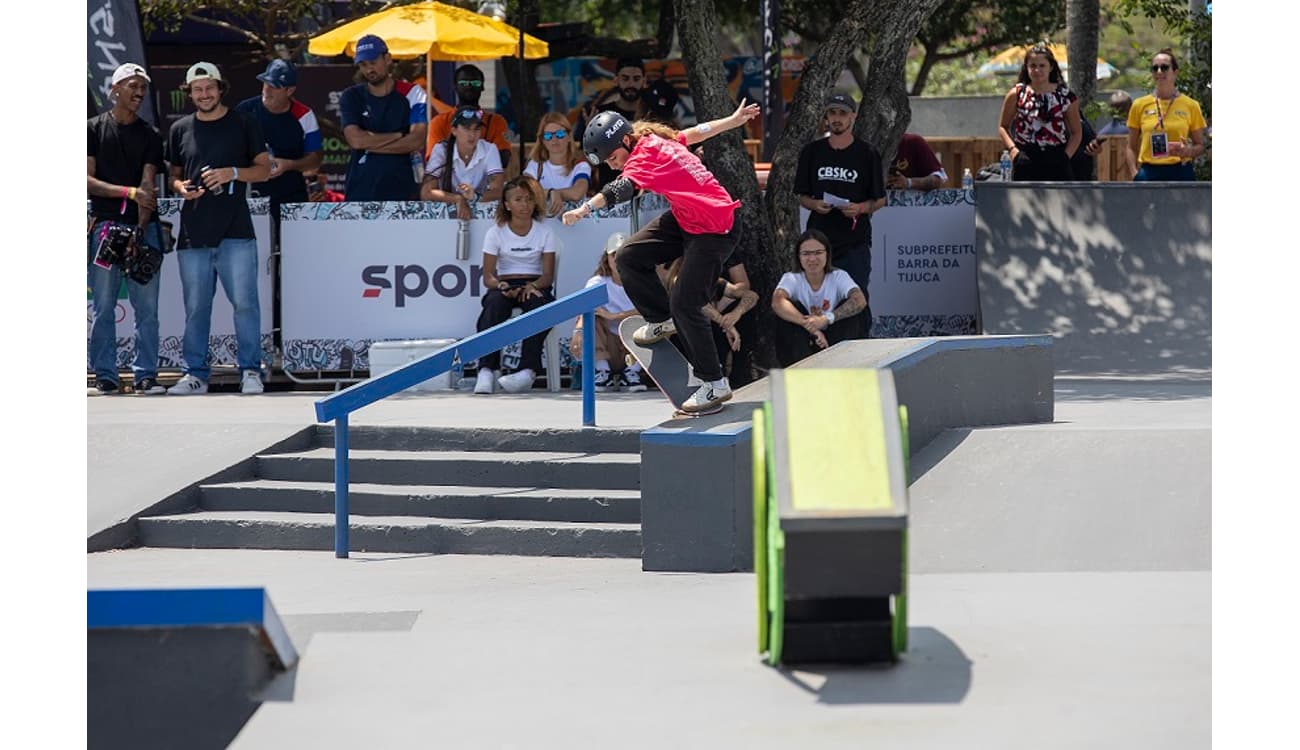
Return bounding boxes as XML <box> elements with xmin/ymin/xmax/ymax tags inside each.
<box><xmin>562</xmin><ymin>98</ymin><xmax>759</xmax><ymax>413</ymax></box>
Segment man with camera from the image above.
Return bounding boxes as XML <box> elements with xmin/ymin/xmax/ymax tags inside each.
<box><xmin>87</xmin><ymin>63</ymin><xmax>168</xmax><ymax>396</ymax></box>
<box><xmin>166</xmin><ymin>61</ymin><xmax>273</xmax><ymax>395</ymax></box>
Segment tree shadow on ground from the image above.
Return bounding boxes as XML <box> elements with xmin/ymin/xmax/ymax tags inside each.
<box><xmin>977</xmin><ymin>184</ymin><xmax>1211</xmax><ymax>378</ymax></box>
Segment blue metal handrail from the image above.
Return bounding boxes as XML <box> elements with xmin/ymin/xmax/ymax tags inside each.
<box><xmin>314</xmin><ymin>283</ymin><xmax>608</xmax><ymax>558</ymax></box>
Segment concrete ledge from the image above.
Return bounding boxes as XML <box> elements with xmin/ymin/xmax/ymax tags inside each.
<box><xmin>88</xmin><ymin>588</ymin><xmax>297</xmax><ymax>750</ymax></box>
<box><xmin>639</xmin><ymin>335</ymin><xmax>1053</xmax><ymax>572</ymax></box>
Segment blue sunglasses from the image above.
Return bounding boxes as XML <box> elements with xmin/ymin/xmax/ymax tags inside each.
<box><xmin>542</xmin><ymin>129</ymin><xmax>569</xmax><ymax>141</ymax></box>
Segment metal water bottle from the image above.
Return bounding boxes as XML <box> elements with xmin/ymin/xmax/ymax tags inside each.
<box><xmin>1000</xmin><ymin>150</ymin><xmax>1012</xmax><ymax>181</ymax></box>
<box><xmin>961</xmin><ymin>168</ymin><xmax>974</xmax><ymax>190</ymax></box>
<box><xmin>455</xmin><ymin>218</ymin><xmax>470</xmax><ymax>260</ymax></box>
<box><xmin>411</xmin><ymin>151</ymin><xmax>424</xmax><ymax>183</ymax></box>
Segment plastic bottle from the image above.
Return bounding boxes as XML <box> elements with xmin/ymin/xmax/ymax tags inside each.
<box><xmin>961</xmin><ymin>168</ymin><xmax>974</xmax><ymax>190</ymax></box>
<box><xmin>1000</xmin><ymin>150</ymin><xmax>1012</xmax><ymax>181</ymax></box>
<box><xmin>455</xmin><ymin>219</ymin><xmax>471</xmax><ymax>260</ymax></box>
<box><xmin>451</xmin><ymin>351</ymin><xmax>464</xmax><ymax>389</ymax></box>
<box><xmin>411</xmin><ymin>151</ymin><xmax>424</xmax><ymax>183</ymax></box>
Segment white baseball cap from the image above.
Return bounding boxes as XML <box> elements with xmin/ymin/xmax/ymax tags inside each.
<box><xmin>185</xmin><ymin>61</ymin><xmax>223</xmax><ymax>84</ymax></box>
<box><xmin>110</xmin><ymin>63</ymin><xmax>150</xmax><ymax>86</ymax></box>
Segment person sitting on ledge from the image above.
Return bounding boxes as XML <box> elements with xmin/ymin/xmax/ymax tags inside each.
<box><xmin>772</xmin><ymin>228</ymin><xmax>869</xmax><ymax>367</ymax></box>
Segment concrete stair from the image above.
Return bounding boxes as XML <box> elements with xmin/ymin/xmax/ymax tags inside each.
<box><xmin>135</xmin><ymin>426</ymin><xmax>644</xmax><ymax>558</ymax></box>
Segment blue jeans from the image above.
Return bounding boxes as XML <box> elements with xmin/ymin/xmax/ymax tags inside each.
<box><xmin>176</xmin><ymin>237</ymin><xmax>262</xmax><ymax>380</ymax></box>
<box><xmin>1135</xmin><ymin>163</ymin><xmax>1196</xmax><ymax>181</ymax></box>
<box><xmin>87</xmin><ymin>220</ymin><xmax>163</xmax><ymax>384</ymax></box>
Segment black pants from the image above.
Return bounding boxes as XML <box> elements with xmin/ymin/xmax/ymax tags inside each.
<box><xmin>1011</xmin><ymin>142</ymin><xmax>1074</xmax><ymax>181</ymax></box>
<box><xmin>774</xmin><ymin>300</ymin><xmax>865</xmax><ymax>367</ymax></box>
<box><xmin>476</xmin><ymin>283</ymin><xmax>555</xmax><ymax>372</ymax></box>
<box><xmin>616</xmin><ymin>210</ymin><xmax>738</xmax><ymax>382</ymax></box>
<box><xmin>709</xmin><ymin>296</ymin><xmax>757</xmax><ymax>388</ymax></box>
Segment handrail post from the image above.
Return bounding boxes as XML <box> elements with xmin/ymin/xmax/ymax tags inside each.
<box><xmin>334</xmin><ymin>413</ymin><xmax>349</xmax><ymax>558</ymax></box>
<box><xmin>582</xmin><ymin>310</ymin><xmax>596</xmax><ymax>426</ymax></box>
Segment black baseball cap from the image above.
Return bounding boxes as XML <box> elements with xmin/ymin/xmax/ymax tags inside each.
<box><xmin>824</xmin><ymin>90</ymin><xmax>857</xmax><ymax>113</ymax></box>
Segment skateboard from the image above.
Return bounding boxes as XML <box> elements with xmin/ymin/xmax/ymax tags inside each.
<box><xmin>618</xmin><ymin>314</ymin><xmax>724</xmax><ymax>417</ymax></box>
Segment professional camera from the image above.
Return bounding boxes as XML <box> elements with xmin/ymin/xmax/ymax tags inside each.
<box><xmin>126</xmin><ymin>241</ymin><xmax>163</xmax><ymax>285</ymax></box>
<box><xmin>93</xmin><ymin>223</ymin><xmax>137</xmax><ymax>271</ymax></box>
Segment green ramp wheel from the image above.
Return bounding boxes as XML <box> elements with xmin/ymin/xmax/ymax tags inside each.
<box><xmin>753</xmin><ymin>407</ymin><xmax>768</xmax><ymax>655</ymax></box>
<box><xmin>892</xmin><ymin>404</ymin><xmax>911</xmax><ymax>659</ymax></box>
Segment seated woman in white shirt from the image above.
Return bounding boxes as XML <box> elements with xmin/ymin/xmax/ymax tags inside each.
<box><xmin>420</xmin><ymin>105</ymin><xmax>505</xmax><ymax>219</ymax></box>
<box><xmin>474</xmin><ymin>175</ymin><xmax>558</xmax><ymax>394</ymax></box>
<box><xmin>527</xmin><ymin>112</ymin><xmax>593</xmax><ymax>217</ymax></box>
<box><xmin>771</xmin><ymin>228</ymin><xmax>870</xmax><ymax>367</ymax></box>
<box><xmin>568</xmin><ymin>232</ymin><xmax>646</xmax><ymax>392</ymax></box>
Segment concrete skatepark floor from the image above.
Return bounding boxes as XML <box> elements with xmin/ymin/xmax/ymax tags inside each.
<box><xmin>86</xmin><ymin>381</ymin><xmax>1211</xmax><ymax>748</ymax></box>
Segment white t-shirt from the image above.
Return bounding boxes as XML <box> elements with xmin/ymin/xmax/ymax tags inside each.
<box><xmin>482</xmin><ymin>220</ymin><xmax>558</xmax><ymax>277</ymax></box>
<box><xmin>776</xmin><ymin>269</ymin><xmax>860</xmax><ymax>314</ymax></box>
<box><xmin>584</xmin><ymin>273</ymin><xmax>635</xmax><ymax>332</ymax></box>
<box><xmin>529</xmin><ymin>159</ymin><xmax>593</xmax><ymax>192</ymax></box>
<box><xmin>425</xmin><ymin>139</ymin><xmax>503</xmax><ymax>194</ymax></box>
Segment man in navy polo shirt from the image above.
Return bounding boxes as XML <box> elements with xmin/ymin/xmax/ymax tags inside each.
<box><xmin>339</xmin><ymin>35</ymin><xmax>428</xmax><ymax>201</ymax></box>
<box><xmin>235</xmin><ymin>59</ymin><xmax>322</xmax><ymax>208</ymax></box>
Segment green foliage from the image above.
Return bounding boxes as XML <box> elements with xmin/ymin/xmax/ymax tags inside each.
<box><xmin>141</xmin><ymin>0</ymin><xmax>330</xmax><ymax>54</ymax></box>
<box><xmin>919</xmin><ymin>0</ymin><xmax>1065</xmax><ymax>54</ymax></box>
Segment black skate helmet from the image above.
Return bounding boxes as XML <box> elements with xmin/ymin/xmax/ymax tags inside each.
<box><xmin>582</xmin><ymin>110</ymin><xmax>633</xmax><ymax>166</ymax></box>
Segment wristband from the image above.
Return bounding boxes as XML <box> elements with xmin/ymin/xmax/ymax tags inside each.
<box><xmin>121</xmin><ymin>187</ymin><xmax>131</xmax><ymax>199</ymax></box>
<box><xmin>905</xmin><ymin>178</ymin><xmax>912</xmax><ymax>190</ymax></box>
<box><xmin>825</xmin><ymin>310</ymin><xmax>836</xmax><ymax>326</ymax></box>
<box><xmin>231</xmin><ymin>166</ymin><xmax>239</xmax><ymax>182</ymax></box>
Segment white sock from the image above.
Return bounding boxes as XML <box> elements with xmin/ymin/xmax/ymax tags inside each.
<box><xmin>596</xmin><ymin>360</ymin><xmax>610</xmax><ymax>372</ymax></box>
<box><xmin>709</xmin><ymin>377</ymin><xmax>729</xmax><ymax>390</ymax></box>
<box><xmin>627</xmin><ymin>362</ymin><xmax>642</xmax><ymax>373</ymax></box>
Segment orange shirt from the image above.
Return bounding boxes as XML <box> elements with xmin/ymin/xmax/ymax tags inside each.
<box><xmin>425</xmin><ymin>110</ymin><xmax>512</xmax><ymax>160</ymax></box>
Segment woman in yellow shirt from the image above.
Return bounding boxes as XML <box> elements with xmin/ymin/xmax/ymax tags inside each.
<box><xmin>1126</xmin><ymin>48</ymin><xmax>1207</xmax><ymax>181</ymax></box>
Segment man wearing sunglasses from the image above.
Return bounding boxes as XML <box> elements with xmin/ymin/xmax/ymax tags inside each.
<box><xmin>426</xmin><ymin>64</ymin><xmax>512</xmax><ymax>171</ymax></box>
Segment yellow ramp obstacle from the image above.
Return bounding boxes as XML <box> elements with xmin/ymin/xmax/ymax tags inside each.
<box><xmin>754</xmin><ymin>368</ymin><xmax>910</xmax><ymax>665</ymax></box>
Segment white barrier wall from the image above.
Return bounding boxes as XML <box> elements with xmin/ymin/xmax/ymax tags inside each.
<box><xmin>798</xmin><ymin>189</ymin><xmax>978</xmax><ymax>337</ymax></box>
<box><xmin>278</xmin><ymin>197</ymin><xmax>667</xmax><ymax>372</ymax></box>
<box><xmin>86</xmin><ymin>198</ymin><xmax>275</xmax><ymax>373</ymax></box>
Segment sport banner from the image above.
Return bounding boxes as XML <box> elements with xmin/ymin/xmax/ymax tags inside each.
<box><xmin>86</xmin><ymin>198</ymin><xmax>275</xmax><ymax>373</ymax></box>
<box><xmin>279</xmin><ymin>197</ymin><xmax>668</xmax><ymax>373</ymax></box>
<box><xmin>801</xmin><ymin>189</ymin><xmax>978</xmax><ymax>337</ymax></box>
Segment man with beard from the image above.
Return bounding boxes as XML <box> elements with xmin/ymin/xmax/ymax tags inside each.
<box><xmin>793</xmin><ymin>90</ymin><xmax>885</xmax><ymax>336</ymax></box>
<box><xmin>425</xmin><ymin>64</ymin><xmax>512</xmax><ymax>170</ymax></box>
<box><xmin>339</xmin><ymin>35</ymin><xmax>428</xmax><ymax>201</ymax></box>
<box><xmin>165</xmin><ymin>61</ymin><xmax>273</xmax><ymax>395</ymax></box>
<box><xmin>573</xmin><ymin>57</ymin><xmax>649</xmax><ymax>191</ymax></box>
<box><xmin>86</xmin><ymin>63</ymin><xmax>168</xmax><ymax>396</ymax></box>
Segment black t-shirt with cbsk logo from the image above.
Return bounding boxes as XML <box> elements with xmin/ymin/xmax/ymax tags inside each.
<box><xmin>793</xmin><ymin>137</ymin><xmax>886</xmax><ymax>255</ymax></box>
<box><xmin>87</xmin><ymin>112</ymin><xmax>166</xmax><ymax>224</ymax></box>
<box><xmin>166</xmin><ymin>109</ymin><xmax>266</xmax><ymax>249</ymax></box>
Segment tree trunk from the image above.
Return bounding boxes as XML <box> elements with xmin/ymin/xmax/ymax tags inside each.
<box><xmin>674</xmin><ymin>0</ymin><xmax>781</xmax><ymax>371</ymax></box>
<box><xmin>910</xmin><ymin>45</ymin><xmax>938</xmax><ymax>97</ymax></box>
<box><xmin>854</xmin><ymin>0</ymin><xmax>946</xmax><ymax>168</ymax></box>
<box><xmin>1066</xmin><ymin>0</ymin><xmax>1100</xmax><ymax>112</ymax></box>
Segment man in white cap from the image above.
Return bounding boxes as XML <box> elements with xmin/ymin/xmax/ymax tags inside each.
<box><xmin>86</xmin><ymin>63</ymin><xmax>167</xmax><ymax>396</ymax></box>
<box><xmin>165</xmin><ymin>61</ymin><xmax>273</xmax><ymax>395</ymax></box>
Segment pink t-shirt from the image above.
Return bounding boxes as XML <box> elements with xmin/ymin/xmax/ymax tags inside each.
<box><xmin>620</xmin><ymin>133</ymin><xmax>740</xmax><ymax>235</ymax></box>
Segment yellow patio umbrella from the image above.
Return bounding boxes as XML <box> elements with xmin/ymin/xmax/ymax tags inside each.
<box><xmin>977</xmin><ymin>43</ymin><xmax>1118</xmax><ymax>79</ymax></box>
<box><xmin>307</xmin><ymin>1</ymin><xmax>549</xmax><ymax>61</ymax></box>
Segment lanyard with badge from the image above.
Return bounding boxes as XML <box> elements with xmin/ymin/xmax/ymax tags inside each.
<box><xmin>1149</xmin><ymin>93</ymin><xmax>1175</xmax><ymax>158</ymax></box>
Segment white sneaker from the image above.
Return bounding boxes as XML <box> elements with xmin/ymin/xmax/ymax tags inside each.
<box><xmin>498</xmin><ymin>369</ymin><xmax>536</xmax><ymax>394</ymax></box>
<box><xmin>240</xmin><ymin>370</ymin><xmax>264</xmax><ymax>394</ymax></box>
<box><xmin>474</xmin><ymin>368</ymin><xmax>498</xmax><ymax>394</ymax></box>
<box><xmin>681</xmin><ymin>378</ymin><xmax>732</xmax><ymax>413</ymax></box>
<box><xmin>167</xmin><ymin>374</ymin><xmax>208</xmax><ymax>396</ymax></box>
<box><xmin>593</xmin><ymin>368</ymin><xmax>616</xmax><ymax>392</ymax></box>
<box><xmin>632</xmin><ymin>318</ymin><xmax>676</xmax><ymax>345</ymax></box>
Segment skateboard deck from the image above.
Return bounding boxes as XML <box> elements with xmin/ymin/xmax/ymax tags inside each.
<box><xmin>618</xmin><ymin>315</ymin><xmax>723</xmax><ymax>417</ymax></box>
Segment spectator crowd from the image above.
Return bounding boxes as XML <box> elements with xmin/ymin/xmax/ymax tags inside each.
<box><xmin>90</xmin><ymin>36</ymin><xmax>1205</xmax><ymax>399</ymax></box>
